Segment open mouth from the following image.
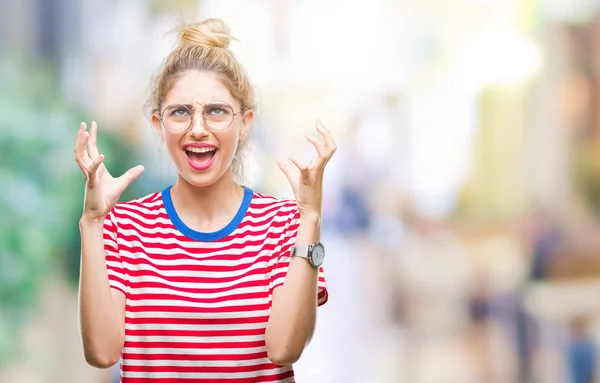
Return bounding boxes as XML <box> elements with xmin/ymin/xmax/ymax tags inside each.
<box><xmin>184</xmin><ymin>146</ymin><xmax>217</xmax><ymax>168</ymax></box>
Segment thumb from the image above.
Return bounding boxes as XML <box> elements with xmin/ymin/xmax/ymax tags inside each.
<box><xmin>276</xmin><ymin>157</ymin><xmax>297</xmax><ymax>191</ymax></box>
<box><xmin>115</xmin><ymin>165</ymin><xmax>145</xmax><ymax>194</ymax></box>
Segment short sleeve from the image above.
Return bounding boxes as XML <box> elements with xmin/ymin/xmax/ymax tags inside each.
<box><xmin>103</xmin><ymin>210</ymin><xmax>127</xmax><ymax>295</ymax></box>
<box><xmin>270</xmin><ymin>207</ymin><xmax>328</xmax><ymax>307</ymax></box>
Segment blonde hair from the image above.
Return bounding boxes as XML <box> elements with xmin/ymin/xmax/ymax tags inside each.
<box><xmin>148</xmin><ymin>18</ymin><xmax>255</xmax><ymax>183</ymax></box>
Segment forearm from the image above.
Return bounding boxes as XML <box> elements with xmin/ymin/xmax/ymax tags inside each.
<box><xmin>78</xmin><ymin>217</ymin><xmax>125</xmax><ymax>368</ymax></box>
<box><xmin>266</xmin><ymin>214</ymin><xmax>320</xmax><ymax>365</ymax></box>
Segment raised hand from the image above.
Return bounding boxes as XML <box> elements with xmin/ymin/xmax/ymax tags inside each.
<box><xmin>74</xmin><ymin>121</ymin><xmax>144</xmax><ymax>221</ymax></box>
<box><xmin>277</xmin><ymin>119</ymin><xmax>337</xmax><ymax>218</ymax></box>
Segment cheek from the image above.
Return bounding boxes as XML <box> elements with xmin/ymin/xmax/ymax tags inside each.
<box><xmin>218</xmin><ymin>128</ymin><xmax>241</xmax><ymax>151</ymax></box>
<box><xmin>163</xmin><ymin>133</ymin><xmax>182</xmax><ymax>155</ymax></box>
<box><xmin>230</xmin><ymin>124</ymin><xmax>243</xmax><ymax>146</ymax></box>
<box><xmin>230</xmin><ymin>132</ymin><xmax>242</xmax><ymax>156</ymax></box>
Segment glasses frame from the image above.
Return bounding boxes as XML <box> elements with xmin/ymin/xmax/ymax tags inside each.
<box><xmin>159</xmin><ymin>100</ymin><xmax>244</xmax><ymax>133</ymax></box>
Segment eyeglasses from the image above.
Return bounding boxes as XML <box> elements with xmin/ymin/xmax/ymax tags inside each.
<box><xmin>159</xmin><ymin>101</ymin><xmax>243</xmax><ymax>133</ymax></box>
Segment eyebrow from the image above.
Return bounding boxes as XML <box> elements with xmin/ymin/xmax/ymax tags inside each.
<box><xmin>172</xmin><ymin>103</ymin><xmax>193</xmax><ymax>109</ymax></box>
<box><xmin>166</xmin><ymin>101</ymin><xmax>232</xmax><ymax>109</ymax></box>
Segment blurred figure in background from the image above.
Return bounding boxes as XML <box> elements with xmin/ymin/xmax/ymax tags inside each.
<box><xmin>567</xmin><ymin>316</ymin><xmax>597</xmax><ymax>383</ymax></box>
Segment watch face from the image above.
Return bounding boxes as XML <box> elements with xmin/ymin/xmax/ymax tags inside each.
<box><xmin>311</xmin><ymin>242</ymin><xmax>325</xmax><ymax>266</ymax></box>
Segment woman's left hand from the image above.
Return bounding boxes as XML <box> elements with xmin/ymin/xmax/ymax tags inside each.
<box><xmin>277</xmin><ymin>119</ymin><xmax>337</xmax><ymax>218</ymax></box>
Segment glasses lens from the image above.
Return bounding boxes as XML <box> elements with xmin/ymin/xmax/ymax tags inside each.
<box><xmin>162</xmin><ymin>105</ymin><xmax>192</xmax><ymax>133</ymax></box>
<box><xmin>203</xmin><ymin>102</ymin><xmax>235</xmax><ymax>131</ymax></box>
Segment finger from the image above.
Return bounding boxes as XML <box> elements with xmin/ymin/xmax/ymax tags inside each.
<box><xmin>315</xmin><ymin>118</ymin><xmax>337</xmax><ymax>153</ymax></box>
<box><xmin>276</xmin><ymin>157</ymin><xmax>299</xmax><ymax>189</ymax></box>
<box><xmin>306</xmin><ymin>134</ymin><xmax>328</xmax><ymax>159</ymax></box>
<box><xmin>74</xmin><ymin>122</ymin><xmax>88</xmax><ymax>159</ymax></box>
<box><xmin>115</xmin><ymin>165</ymin><xmax>145</xmax><ymax>195</ymax></box>
<box><xmin>87</xmin><ymin>154</ymin><xmax>105</xmax><ymax>188</ymax></box>
<box><xmin>288</xmin><ymin>156</ymin><xmax>310</xmax><ymax>179</ymax></box>
<box><xmin>73</xmin><ymin>121</ymin><xmax>85</xmax><ymax>149</ymax></box>
<box><xmin>82</xmin><ymin>133</ymin><xmax>92</xmax><ymax>163</ymax></box>
<box><xmin>87</xmin><ymin>121</ymin><xmax>100</xmax><ymax>158</ymax></box>
<box><xmin>277</xmin><ymin>157</ymin><xmax>298</xmax><ymax>177</ymax></box>
<box><xmin>75</xmin><ymin>158</ymin><xmax>89</xmax><ymax>179</ymax></box>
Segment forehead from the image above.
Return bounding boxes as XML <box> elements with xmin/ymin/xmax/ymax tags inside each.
<box><xmin>165</xmin><ymin>70</ymin><xmax>236</xmax><ymax>106</ymax></box>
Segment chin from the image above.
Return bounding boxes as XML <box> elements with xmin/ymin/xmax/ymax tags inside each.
<box><xmin>182</xmin><ymin>177</ymin><xmax>214</xmax><ymax>188</ymax></box>
<box><xmin>177</xmin><ymin>170</ymin><xmax>221</xmax><ymax>188</ymax></box>
<box><xmin>179</xmin><ymin>166</ymin><xmax>229</xmax><ymax>189</ymax></box>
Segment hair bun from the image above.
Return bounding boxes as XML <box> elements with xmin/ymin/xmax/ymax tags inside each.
<box><xmin>178</xmin><ymin>18</ymin><xmax>233</xmax><ymax>49</ymax></box>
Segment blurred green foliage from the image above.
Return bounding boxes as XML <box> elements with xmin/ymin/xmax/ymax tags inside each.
<box><xmin>0</xmin><ymin>57</ymin><xmax>144</xmax><ymax>367</ymax></box>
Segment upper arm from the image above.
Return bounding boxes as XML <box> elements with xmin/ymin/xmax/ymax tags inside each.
<box><xmin>104</xmin><ymin>211</ymin><xmax>128</xmax><ymax>294</ymax></box>
<box><xmin>105</xmin><ymin>210</ymin><xmax>127</xmax><ymax>340</ymax></box>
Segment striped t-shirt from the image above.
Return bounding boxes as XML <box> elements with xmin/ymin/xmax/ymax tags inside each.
<box><xmin>103</xmin><ymin>186</ymin><xmax>328</xmax><ymax>382</ymax></box>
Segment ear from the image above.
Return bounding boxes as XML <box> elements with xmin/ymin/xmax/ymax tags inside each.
<box><xmin>240</xmin><ymin>109</ymin><xmax>254</xmax><ymax>141</ymax></box>
<box><xmin>152</xmin><ymin>113</ymin><xmax>164</xmax><ymax>140</ymax></box>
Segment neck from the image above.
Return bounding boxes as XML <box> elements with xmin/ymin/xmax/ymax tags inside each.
<box><xmin>170</xmin><ymin>170</ymin><xmax>245</xmax><ymax>228</ymax></box>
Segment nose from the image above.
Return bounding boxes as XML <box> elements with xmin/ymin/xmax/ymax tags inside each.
<box><xmin>189</xmin><ymin>109</ymin><xmax>210</xmax><ymax>137</ymax></box>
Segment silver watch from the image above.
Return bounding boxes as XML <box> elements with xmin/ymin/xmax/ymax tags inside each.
<box><xmin>291</xmin><ymin>241</ymin><xmax>325</xmax><ymax>267</ymax></box>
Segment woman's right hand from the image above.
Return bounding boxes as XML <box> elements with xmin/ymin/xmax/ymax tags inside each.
<box><xmin>74</xmin><ymin>121</ymin><xmax>145</xmax><ymax>222</ymax></box>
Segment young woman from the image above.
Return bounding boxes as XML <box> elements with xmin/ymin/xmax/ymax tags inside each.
<box><xmin>75</xmin><ymin>18</ymin><xmax>335</xmax><ymax>382</ymax></box>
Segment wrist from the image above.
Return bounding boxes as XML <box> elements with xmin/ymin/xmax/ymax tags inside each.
<box><xmin>297</xmin><ymin>212</ymin><xmax>321</xmax><ymax>245</ymax></box>
<box><xmin>79</xmin><ymin>215</ymin><xmax>105</xmax><ymax>229</ymax></box>
<box><xmin>299</xmin><ymin>210</ymin><xmax>321</xmax><ymax>225</ymax></box>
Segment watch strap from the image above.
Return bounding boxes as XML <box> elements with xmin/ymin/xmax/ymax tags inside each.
<box><xmin>291</xmin><ymin>244</ymin><xmax>311</xmax><ymax>259</ymax></box>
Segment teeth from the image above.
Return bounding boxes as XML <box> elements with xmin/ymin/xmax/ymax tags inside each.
<box><xmin>185</xmin><ymin>147</ymin><xmax>216</xmax><ymax>153</ymax></box>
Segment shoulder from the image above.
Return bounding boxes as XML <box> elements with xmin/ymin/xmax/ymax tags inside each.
<box><xmin>247</xmin><ymin>190</ymin><xmax>298</xmax><ymax>221</ymax></box>
<box><xmin>110</xmin><ymin>191</ymin><xmax>163</xmax><ymax>219</ymax></box>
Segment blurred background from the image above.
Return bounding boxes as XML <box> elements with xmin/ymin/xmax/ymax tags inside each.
<box><xmin>4</xmin><ymin>0</ymin><xmax>600</xmax><ymax>382</ymax></box>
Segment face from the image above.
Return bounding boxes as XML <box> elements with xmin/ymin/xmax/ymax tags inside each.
<box><xmin>152</xmin><ymin>70</ymin><xmax>253</xmax><ymax>188</ymax></box>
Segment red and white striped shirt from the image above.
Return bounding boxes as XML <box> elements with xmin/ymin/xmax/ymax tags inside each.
<box><xmin>103</xmin><ymin>186</ymin><xmax>328</xmax><ymax>382</ymax></box>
